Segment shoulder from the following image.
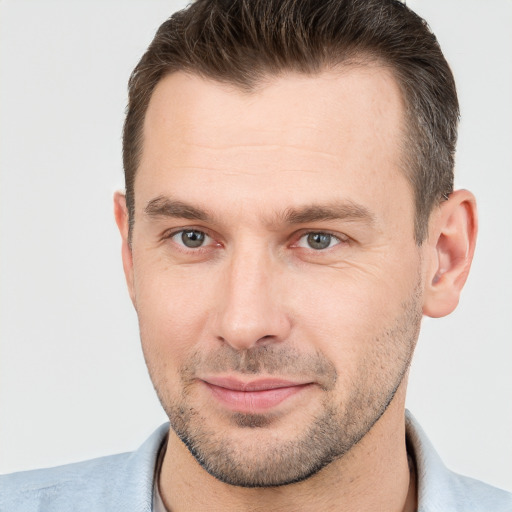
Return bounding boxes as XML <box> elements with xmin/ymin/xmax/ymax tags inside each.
<box><xmin>0</xmin><ymin>453</ymin><xmax>130</xmax><ymax>512</ymax></box>
<box><xmin>0</xmin><ymin>423</ymin><xmax>169</xmax><ymax>512</ymax></box>
<box><xmin>406</xmin><ymin>411</ymin><xmax>512</xmax><ymax>512</ymax></box>
<box><xmin>439</xmin><ymin>470</ymin><xmax>512</xmax><ymax>512</ymax></box>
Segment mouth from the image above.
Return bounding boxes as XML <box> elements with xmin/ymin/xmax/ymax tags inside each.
<box><xmin>200</xmin><ymin>376</ymin><xmax>314</xmax><ymax>413</ymax></box>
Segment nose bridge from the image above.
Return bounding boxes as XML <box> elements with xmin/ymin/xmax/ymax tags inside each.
<box><xmin>215</xmin><ymin>241</ymin><xmax>290</xmax><ymax>350</ymax></box>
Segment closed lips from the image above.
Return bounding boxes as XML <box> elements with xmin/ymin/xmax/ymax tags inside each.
<box><xmin>202</xmin><ymin>377</ymin><xmax>313</xmax><ymax>412</ymax></box>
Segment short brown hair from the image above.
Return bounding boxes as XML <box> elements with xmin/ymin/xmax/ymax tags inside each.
<box><xmin>123</xmin><ymin>0</ymin><xmax>459</xmax><ymax>243</ymax></box>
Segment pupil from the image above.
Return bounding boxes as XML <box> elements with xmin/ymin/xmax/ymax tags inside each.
<box><xmin>182</xmin><ymin>230</ymin><xmax>205</xmax><ymax>248</ymax></box>
<box><xmin>307</xmin><ymin>233</ymin><xmax>331</xmax><ymax>250</ymax></box>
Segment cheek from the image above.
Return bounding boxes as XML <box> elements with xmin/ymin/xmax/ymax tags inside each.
<box><xmin>288</xmin><ymin>260</ymin><xmax>419</xmax><ymax>364</ymax></box>
<box><xmin>293</xmin><ymin>286</ymin><xmax>383</xmax><ymax>373</ymax></box>
<box><xmin>133</xmin><ymin>259</ymin><xmax>217</xmax><ymax>373</ymax></box>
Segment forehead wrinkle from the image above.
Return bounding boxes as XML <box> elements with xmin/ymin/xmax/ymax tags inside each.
<box><xmin>176</xmin><ymin>139</ymin><xmax>342</xmax><ymax>161</ymax></box>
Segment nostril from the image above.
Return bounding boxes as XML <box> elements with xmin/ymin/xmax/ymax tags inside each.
<box><xmin>257</xmin><ymin>335</ymin><xmax>278</xmax><ymax>345</ymax></box>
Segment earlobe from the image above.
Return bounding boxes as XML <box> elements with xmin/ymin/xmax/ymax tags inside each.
<box><xmin>113</xmin><ymin>191</ymin><xmax>136</xmax><ymax>305</ymax></box>
<box><xmin>422</xmin><ymin>190</ymin><xmax>478</xmax><ymax>318</ymax></box>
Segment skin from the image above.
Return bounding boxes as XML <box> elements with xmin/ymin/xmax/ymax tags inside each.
<box><xmin>114</xmin><ymin>67</ymin><xmax>477</xmax><ymax>511</ymax></box>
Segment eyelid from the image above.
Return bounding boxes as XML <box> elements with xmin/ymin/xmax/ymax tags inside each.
<box><xmin>160</xmin><ymin>226</ymin><xmax>350</xmax><ymax>252</ymax></box>
<box><xmin>291</xmin><ymin>229</ymin><xmax>350</xmax><ymax>248</ymax></box>
<box><xmin>162</xmin><ymin>226</ymin><xmax>221</xmax><ymax>250</ymax></box>
<box><xmin>162</xmin><ymin>225</ymin><xmax>210</xmax><ymax>239</ymax></box>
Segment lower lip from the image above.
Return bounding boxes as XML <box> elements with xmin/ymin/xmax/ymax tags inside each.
<box><xmin>204</xmin><ymin>382</ymin><xmax>311</xmax><ymax>413</ymax></box>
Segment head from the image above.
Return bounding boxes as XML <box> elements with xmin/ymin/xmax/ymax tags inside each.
<box><xmin>115</xmin><ymin>0</ymin><xmax>476</xmax><ymax>489</ymax></box>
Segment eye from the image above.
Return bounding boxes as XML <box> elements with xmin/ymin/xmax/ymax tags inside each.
<box><xmin>297</xmin><ymin>232</ymin><xmax>341</xmax><ymax>250</ymax></box>
<box><xmin>171</xmin><ymin>229</ymin><xmax>211</xmax><ymax>249</ymax></box>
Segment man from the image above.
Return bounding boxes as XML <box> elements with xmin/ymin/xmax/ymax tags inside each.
<box><xmin>1</xmin><ymin>0</ymin><xmax>511</xmax><ymax>510</ymax></box>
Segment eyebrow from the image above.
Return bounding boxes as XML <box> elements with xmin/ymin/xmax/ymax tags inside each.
<box><xmin>281</xmin><ymin>201</ymin><xmax>375</xmax><ymax>226</ymax></box>
<box><xmin>144</xmin><ymin>196</ymin><xmax>212</xmax><ymax>222</ymax></box>
<box><xmin>143</xmin><ymin>196</ymin><xmax>375</xmax><ymax>227</ymax></box>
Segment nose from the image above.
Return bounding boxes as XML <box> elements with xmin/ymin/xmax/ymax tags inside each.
<box><xmin>213</xmin><ymin>246</ymin><xmax>292</xmax><ymax>351</ymax></box>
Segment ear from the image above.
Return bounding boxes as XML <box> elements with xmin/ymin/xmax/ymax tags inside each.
<box><xmin>113</xmin><ymin>191</ymin><xmax>136</xmax><ymax>305</ymax></box>
<box><xmin>422</xmin><ymin>189</ymin><xmax>478</xmax><ymax>318</ymax></box>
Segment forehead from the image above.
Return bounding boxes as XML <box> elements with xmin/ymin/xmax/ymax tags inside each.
<box><xmin>143</xmin><ymin>65</ymin><xmax>405</xmax><ymax>156</ymax></box>
<box><xmin>136</xmin><ymin>66</ymin><xmax>412</xmax><ymax>230</ymax></box>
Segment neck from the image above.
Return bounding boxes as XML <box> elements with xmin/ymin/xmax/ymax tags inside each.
<box><xmin>159</xmin><ymin>382</ymin><xmax>416</xmax><ymax>512</ymax></box>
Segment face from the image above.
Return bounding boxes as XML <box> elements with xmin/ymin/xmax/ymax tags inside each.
<box><xmin>124</xmin><ymin>68</ymin><xmax>426</xmax><ymax>487</ymax></box>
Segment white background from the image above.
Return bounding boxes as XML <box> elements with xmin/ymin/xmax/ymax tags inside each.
<box><xmin>1</xmin><ymin>0</ymin><xmax>511</xmax><ymax>492</ymax></box>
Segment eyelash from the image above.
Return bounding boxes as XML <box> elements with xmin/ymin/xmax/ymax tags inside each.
<box><xmin>163</xmin><ymin>228</ymin><xmax>349</xmax><ymax>254</ymax></box>
<box><xmin>163</xmin><ymin>228</ymin><xmax>220</xmax><ymax>252</ymax></box>
<box><xmin>292</xmin><ymin>231</ymin><xmax>348</xmax><ymax>251</ymax></box>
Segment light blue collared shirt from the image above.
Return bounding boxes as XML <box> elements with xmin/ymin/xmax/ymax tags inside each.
<box><xmin>1</xmin><ymin>411</ymin><xmax>511</xmax><ymax>511</ymax></box>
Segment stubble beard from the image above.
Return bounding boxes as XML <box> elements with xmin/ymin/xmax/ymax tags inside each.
<box><xmin>146</xmin><ymin>290</ymin><xmax>422</xmax><ymax>488</ymax></box>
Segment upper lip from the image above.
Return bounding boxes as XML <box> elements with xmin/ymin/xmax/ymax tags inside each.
<box><xmin>201</xmin><ymin>376</ymin><xmax>311</xmax><ymax>392</ymax></box>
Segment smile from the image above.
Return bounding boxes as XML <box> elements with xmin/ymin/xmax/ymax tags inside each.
<box><xmin>201</xmin><ymin>377</ymin><xmax>313</xmax><ymax>413</ymax></box>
